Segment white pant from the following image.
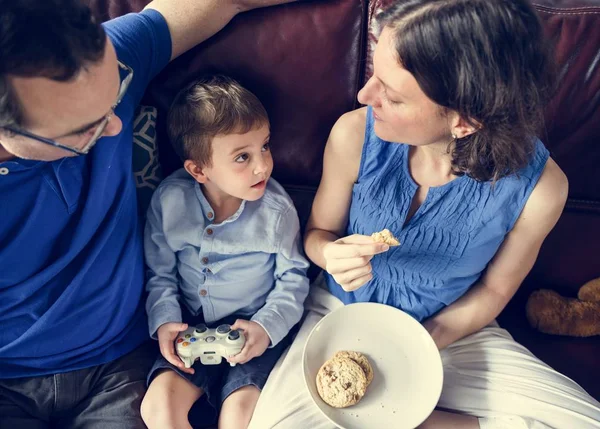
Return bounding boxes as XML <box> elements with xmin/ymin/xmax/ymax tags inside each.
<box><xmin>249</xmin><ymin>278</ymin><xmax>600</xmax><ymax>429</ymax></box>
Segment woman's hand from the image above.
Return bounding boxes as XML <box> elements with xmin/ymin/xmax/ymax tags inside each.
<box><xmin>227</xmin><ymin>320</ymin><xmax>271</xmax><ymax>365</ymax></box>
<box><xmin>323</xmin><ymin>234</ymin><xmax>389</xmax><ymax>291</ymax></box>
<box><xmin>157</xmin><ymin>322</ymin><xmax>195</xmax><ymax>374</ymax></box>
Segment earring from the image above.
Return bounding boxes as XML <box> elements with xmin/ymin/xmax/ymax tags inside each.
<box><xmin>452</xmin><ymin>133</ymin><xmax>457</xmax><ymax>140</ymax></box>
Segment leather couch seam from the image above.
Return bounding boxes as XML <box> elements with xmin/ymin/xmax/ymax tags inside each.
<box><xmin>534</xmin><ymin>8</ymin><xmax>600</xmax><ymax>15</ymax></box>
<box><xmin>534</xmin><ymin>4</ymin><xmax>600</xmax><ymax>10</ymax></box>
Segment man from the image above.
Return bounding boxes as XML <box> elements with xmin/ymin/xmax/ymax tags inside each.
<box><xmin>0</xmin><ymin>0</ymin><xmax>298</xmax><ymax>427</ymax></box>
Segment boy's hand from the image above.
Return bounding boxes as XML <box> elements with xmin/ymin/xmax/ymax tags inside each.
<box><xmin>157</xmin><ymin>322</ymin><xmax>195</xmax><ymax>374</ymax></box>
<box><xmin>227</xmin><ymin>320</ymin><xmax>270</xmax><ymax>365</ymax></box>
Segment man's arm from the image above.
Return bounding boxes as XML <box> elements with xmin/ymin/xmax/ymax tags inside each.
<box><xmin>423</xmin><ymin>158</ymin><xmax>569</xmax><ymax>350</ymax></box>
<box><xmin>144</xmin><ymin>0</ymin><xmax>300</xmax><ymax>61</ymax></box>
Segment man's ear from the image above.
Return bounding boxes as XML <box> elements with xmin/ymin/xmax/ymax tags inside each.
<box><xmin>184</xmin><ymin>159</ymin><xmax>209</xmax><ymax>183</ymax></box>
<box><xmin>449</xmin><ymin>113</ymin><xmax>480</xmax><ymax>139</ymax></box>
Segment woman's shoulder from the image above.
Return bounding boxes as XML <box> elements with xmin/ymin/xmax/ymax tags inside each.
<box><xmin>330</xmin><ymin>107</ymin><xmax>367</xmax><ymax>146</ymax></box>
<box><xmin>516</xmin><ymin>157</ymin><xmax>568</xmax><ymax>234</ymax></box>
<box><xmin>324</xmin><ymin>107</ymin><xmax>368</xmax><ymax>182</ymax></box>
<box><xmin>529</xmin><ymin>157</ymin><xmax>568</xmax><ymax>212</ymax></box>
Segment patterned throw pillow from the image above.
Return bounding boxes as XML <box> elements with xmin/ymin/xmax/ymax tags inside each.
<box><xmin>132</xmin><ymin>106</ymin><xmax>162</xmax><ymax>216</ymax></box>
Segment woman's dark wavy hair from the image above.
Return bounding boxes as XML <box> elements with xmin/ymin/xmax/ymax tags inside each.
<box><xmin>378</xmin><ymin>0</ymin><xmax>556</xmax><ymax>182</ymax></box>
<box><xmin>0</xmin><ymin>0</ymin><xmax>106</xmax><ymax>129</ymax></box>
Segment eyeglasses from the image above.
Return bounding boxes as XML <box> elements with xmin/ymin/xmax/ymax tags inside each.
<box><xmin>2</xmin><ymin>61</ymin><xmax>133</xmax><ymax>156</ymax></box>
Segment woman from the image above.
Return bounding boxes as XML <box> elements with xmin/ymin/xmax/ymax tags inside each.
<box><xmin>249</xmin><ymin>0</ymin><xmax>600</xmax><ymax>428</ymax></box>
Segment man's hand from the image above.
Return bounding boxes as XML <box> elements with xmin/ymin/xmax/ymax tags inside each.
<box><xmin>323</xmin><ymin>234</ymin><xmax>389</xmax><ymax>291</ymax></box>
<box><xmin>157</xmin><ymin>322</ymin><xmax>195</xmax><ymax>374</ymax></box>
<box><xmin>227</xmin><ymin>319</ymin><xmax>271</xmax><ymax>365</ymax></box>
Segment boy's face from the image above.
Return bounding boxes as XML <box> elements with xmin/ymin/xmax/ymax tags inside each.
<box><xmin>200</xmin><ymin>124</ymin><xmax>273</xmax><ymax>201</ymax></box>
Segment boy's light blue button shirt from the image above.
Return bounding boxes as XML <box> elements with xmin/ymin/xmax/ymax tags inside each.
<box><xmin>144</xmin><ymin>169</ymin><xmax>310</xmax><ymax>347</ymax></box>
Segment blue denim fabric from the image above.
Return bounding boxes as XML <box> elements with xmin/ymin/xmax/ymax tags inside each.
<box><xmin>144</xmin><ymin>169</ymin><xmax>310</xmax><ymax>347</ymax></box>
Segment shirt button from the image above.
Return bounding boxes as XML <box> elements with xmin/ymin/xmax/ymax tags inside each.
<box><xmin>202</xmin><ymin>257</ymin><xmax>209</xmax><ymax>264</ymax></box>
<box><xmin>206</xmin><ymin>228</ymin><xmax>213</xmax><ymax>236</ymax></box>
<box><xmin>199</xmin><ymin>289</ymin><xmax>208</xmax><ymax>296</ymax></box>
<box><xmin>0</xmin><ymin>167</ymin><xmax>9</xmax><ymax>175</ymax></box>
<box><xmin>207</xmin><ymin>212</ymin><xmax>214</xmax><ymax>219</ymax></box>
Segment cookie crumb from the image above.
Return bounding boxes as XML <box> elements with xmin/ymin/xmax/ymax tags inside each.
<box><xmin>371</xmin><ymin>229</ymin><xmax>400</xmax><ymax>246</ymax></box>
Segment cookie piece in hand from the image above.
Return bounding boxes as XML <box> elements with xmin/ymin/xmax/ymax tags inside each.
<box><xmin>316</xmin><ymin>357</ymin><xmax>368</xmax><ymax>408</ymax></box>
<box><xmin>371</xmin><ymin>229</ymin><xmax>400</xmax><ymax>246</ymax></box>
<box><xmin>333</xmin><ymin>350</ymin><xmax>374</xmax><ymax>386</ymax></box>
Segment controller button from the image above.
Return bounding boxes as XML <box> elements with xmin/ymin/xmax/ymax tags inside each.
<box><xmin>185</xmin><ymin>334</ymin><xmax>191</xmax><ymax>339</ymax></box>
<box><xmin>176</xmin><ymin>338</ymin><xmax>184</xmax><ymax>344</ymax></box>
<box><xmin>228</xmin><ymin>330</ymin><xmax>240</xmax><ymax>341</ymax></box>
<box><xmin>216</xmin><ymin>324</ymin><xmax>231</xmax><ymax>334</ymax></box>
<box><xmin>182</xmin><ymin>342</ymin><xmax>190</xmax><ymax>347</ymax></box>
<box><xmin>206</xmin><ymin>336</ymin><xmax>216</xmax><ymax>343</ymax></box>
<box><xmin>195</xmin><ymin>324</ymin><xmax>207</xmax><ymax>334</ymax></box>
<box><xmin>190</xmin><ymin>338</ymin><xmax>196</xmax><ymax>342</ymax></box>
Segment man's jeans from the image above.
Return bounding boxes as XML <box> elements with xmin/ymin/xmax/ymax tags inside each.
<box><xmin>0</xmin><ymin>341</ymin><xmax>157</xmax><ymax>429</ymax></box>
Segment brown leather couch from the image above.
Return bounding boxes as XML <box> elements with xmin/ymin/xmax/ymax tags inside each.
<box><xmin>87</xmin><ymin>0</ymin><xmax>600</xmax><ymax>401</ymax></box>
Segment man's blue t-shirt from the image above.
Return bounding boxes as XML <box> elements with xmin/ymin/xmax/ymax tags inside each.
<box><xmin>0</xmin><ymin>10</ymin><xmax>171</xmax><ymax>378</ymax></box>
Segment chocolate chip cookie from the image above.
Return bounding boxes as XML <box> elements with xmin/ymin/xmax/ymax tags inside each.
<box><xmin>316</xmin><ymin>356</ymin><xmax>368</xmax><ymax>408</ymax></box>
<box><xmin>333</xmin><ymin>350</ymin><xmax>374</xmax><ymax>386</ymax></box>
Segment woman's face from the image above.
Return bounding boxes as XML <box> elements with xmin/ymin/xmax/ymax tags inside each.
<box><xmin>357</xmin><ymin>26</ymin><xmax>456</xmax><ymax>147</ymax></box>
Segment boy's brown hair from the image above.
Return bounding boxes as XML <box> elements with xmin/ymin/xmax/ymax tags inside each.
<box><xmin>167</xmin><ymin>75</ymin><xmax>269</xmax><ymax>167</ymax></box>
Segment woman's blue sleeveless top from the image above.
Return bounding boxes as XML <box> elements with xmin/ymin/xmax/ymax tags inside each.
<box><xmin>325</xmin><ymin>107</ymin><xmax>549</xmax><ymax>321</ymax></box>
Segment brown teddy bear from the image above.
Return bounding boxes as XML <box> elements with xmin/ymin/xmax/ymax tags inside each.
<box><xmin>526</xmin><ymin>277</ymin><xmax>600</xmax><ymax>337</ymax></box>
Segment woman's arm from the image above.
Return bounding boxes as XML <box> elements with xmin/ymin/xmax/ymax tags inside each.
<box><xmin>423</xmin><ymin>158</ymin><xmax>569</xmax><ymax>350</ymax></box>
<box><xmin>304</xmin><ymin>108</ymin><xmax>389</xmax><ymax>291</ymax></box>
<box><xmin>304</xmin><ymin>108</ymin><xmax>364</xmax><ymax>265</ymax></box>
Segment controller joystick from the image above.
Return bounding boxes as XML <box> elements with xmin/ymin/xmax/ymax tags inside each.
<box><xmin>194</xmin><ymin>324</ymin><xmax>208</xmax><ymax>336</ymax></box>
<box><xmin>216</xmin><ymin>324</ymin><xmax>231</xmax><ymax>335</ymax></box>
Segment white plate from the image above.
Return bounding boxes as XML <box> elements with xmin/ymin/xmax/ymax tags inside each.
<box><xmin>302</xmin><ymin>302</ymin><xmax>443</xmax><ymax>429</ymax></box>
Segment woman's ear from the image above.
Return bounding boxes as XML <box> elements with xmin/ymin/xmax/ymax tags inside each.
<box><xmin>184</xmin><ymin>159</ymin><xmax>209</xmax><ymax>184</ymax></box>
<box><xmin>449</xmin><ymin>113</ymin><xmax>480</xmax><ymax>139</ymax></box>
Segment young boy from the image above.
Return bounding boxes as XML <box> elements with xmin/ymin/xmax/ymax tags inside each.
<box><xmin>140</xmin><ymin>76</ymin><xmax>310</xmax><ymax>429</ymax></box>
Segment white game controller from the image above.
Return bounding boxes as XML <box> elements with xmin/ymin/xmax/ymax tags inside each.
<box><xmin>175</xmin><ymin>323</ymin><xmax>246</xmax><ymax>368</ymax></box>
